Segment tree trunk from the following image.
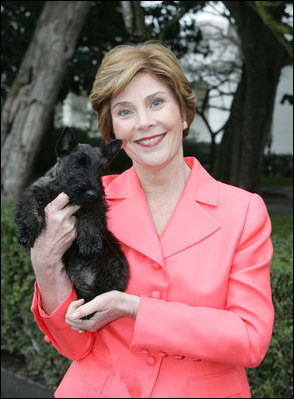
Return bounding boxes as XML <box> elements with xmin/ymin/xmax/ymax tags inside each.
<box><xmin>120</xmin><ymin>1</ymin><xmax>150</xmax><ymax>40</ymax></box>
<box><xmin>1</xmin><ymin>1</ymin><xmax>91</xmax><ymax>200</ymax></box>
<box><xmin>214</xmin><ymin>1</ymin><xmax>290</xmax><ymax>192</ymax></box>
<box><xmin>120</xmin><ymin>1</ymin><xmax>134</xmax><ymax>34</ymax></box>
<box><xmin>214</xmin><ymin>66</ymin><xmax>247</xmax><ymax>185</ymax></box>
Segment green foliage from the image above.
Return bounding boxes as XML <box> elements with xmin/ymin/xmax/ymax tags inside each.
<box><xmin>262</xmin><ymin>153</ymin><xmax>293</xmax><ymax>179</ymax></box>
<box><xmin>247</xmin><ymin>1</ymin><xmax>293</xmax><ymax>58</ymax></box>
<box><xmin>1</xmin><ymin>201</ymin><xmax>293</xmax><ymax>395</ymax></box>
<box><xmin>1</xmin><ymin>1</ymin><xmax>206</xmax><ymax>104</ymax></box>
<box><xmin>1</xmin><ymin>1</ymin><xmax>44</xmax><ymax>100</ymax></box>
<box><xmin>246</xmin><ymin>216</ymin><xmax>293</xmax><ymax>398</ymax></box>
<box><xmin>1</xmin><ymin>200</ymin><xmax>71</xmax><ymax>390</ymax></box>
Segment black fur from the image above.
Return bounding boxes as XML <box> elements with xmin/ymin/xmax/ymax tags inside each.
<box><xmin>15</xmin><ymin>127</ymin><xmax>129</xmax><ymax>314</ymax></box>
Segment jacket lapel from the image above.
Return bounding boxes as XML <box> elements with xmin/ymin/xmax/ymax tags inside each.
<box><xmin>104</xmin><ymin>168</ymin><xmax>165</xmax><ymax>267</ymax></box>
<box><xmin>160</xmin><ymin>157</ymin><xmax>220</xmax><ymax>257</ymax></box>
<box><xmin>104</xmin><ymin>158</ymin><xmax>220</xmax><ymax>264</ymax></box>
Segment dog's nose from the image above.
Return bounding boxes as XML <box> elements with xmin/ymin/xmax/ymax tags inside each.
<box><xmin>85</xmin><ymin>190</ymin><xmax>98</xmax><ymax>200</ymax></box>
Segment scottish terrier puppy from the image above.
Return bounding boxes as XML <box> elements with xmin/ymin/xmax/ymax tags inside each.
<box><xmin>15</xmin><ymin>127</ymin><xmax>129</xmax><ymax>309</ymax></box>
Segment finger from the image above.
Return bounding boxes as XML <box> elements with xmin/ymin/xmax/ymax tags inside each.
<box><xmin>62</xmin><ymin>204</ymin><xmax>80</xmax><ymax>218</ymax></box>
<box><xmin>70</xmin><ymin>326</ymin><xmax>80</xmax><ymax>331</ymax></box>
<box><xmin>71</xmin><ymin>303</ymin><xmax>96</xmax><ymax>320</ymax></box>
<box><xmin>71</xmin><ymin>297</ymin><xmax>107</xmax><ymax>320</ymax></box>
<box><xmin>66</xmin><ymin>298</ymin><xmax>85</xmax><ymax>317</ymax></box>
<box><xmin>66</xmin><ymin>318</ymin><xmax>85</xmax><ymax>329</ymax></box>
<box><xmin>47</xmin><ymin>192</ymin><xmax>71</xmax><ymax>211</ymax></box>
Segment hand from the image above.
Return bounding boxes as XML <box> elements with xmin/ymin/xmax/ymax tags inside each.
<box><xmin>65</xmin><ymin>291</ymin><xmax>140</xmax><ymax>332</ymax></box>
<box><xmin>31</xmin><ymin>192</ymin><xmax>80</xmax><ymax>270</ymax></box>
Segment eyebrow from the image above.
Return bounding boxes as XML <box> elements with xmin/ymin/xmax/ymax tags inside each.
<box><xmin>111</xmin><ymin>91</ymin><xmax>167</xmax><ymax>110</ymax></box>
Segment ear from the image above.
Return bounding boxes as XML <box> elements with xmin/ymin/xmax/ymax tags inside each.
<box><xmin>56</xmin><ymin>127</ymin><xmax>78</xmax><ymax>157</ymax></box>
<box><xmin>100</xmin><ymin>139</ymin><xmax>122</xmax><ymax>163</ymax></box>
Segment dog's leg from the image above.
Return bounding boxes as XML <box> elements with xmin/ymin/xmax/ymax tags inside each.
<box><xmin>15</xmin><ymin>183</ymin><xmax>59</xmax><ymax>248</ymax></box>
<box><xmin>75</xmin><ymin>208</ymin><xmax>104</xmax><ymax>256</ymax></box>
<box><xmin>15</xmin><ymin>190</ymin><xmax>46</xmax><ymax>248</ymax></box>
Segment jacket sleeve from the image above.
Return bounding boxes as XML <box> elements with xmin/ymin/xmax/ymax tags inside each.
<box><xmin>130</xmin><ymin>194</ymin><xmax>274</xmax><ymax>368</ymax></box>
<box><xmin>31</xmin><ymin>282</ymin><xmax>96</xmax><ymax>360</ymax></box>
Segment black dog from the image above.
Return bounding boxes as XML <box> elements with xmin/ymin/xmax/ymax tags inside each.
<box><xmin>15</xmin><ymin>127</ymin><xmax>129</xmax><ymax>310</ymax></box>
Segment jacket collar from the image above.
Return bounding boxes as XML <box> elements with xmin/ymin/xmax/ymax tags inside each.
<box><xmin>104</xmin><ymin>157</ymin><xmax>220</xmax><ymax>265</ymax></box>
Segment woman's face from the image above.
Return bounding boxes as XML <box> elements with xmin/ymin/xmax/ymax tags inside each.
<box><xmin>110</xmin><ymin>72</ymin><xmax>185</xmax><ymax>171</ymax></box>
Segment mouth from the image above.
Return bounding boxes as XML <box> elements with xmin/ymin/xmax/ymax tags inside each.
<box><xmin>134</xmin><ymin>133</ymin><xmax>167</xmax><ymax>148</ymax></box>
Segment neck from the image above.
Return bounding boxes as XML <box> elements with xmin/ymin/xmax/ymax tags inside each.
<box><xmin>133</xmin><ymin>155</ymin><xmax>190</xmax><ymax>199</ymax></box>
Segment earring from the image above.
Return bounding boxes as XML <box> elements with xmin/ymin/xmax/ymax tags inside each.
<box><xmin>182</xmin><ymin>120</ymin><xmax>188</xmax><ymax>131</ymax></box>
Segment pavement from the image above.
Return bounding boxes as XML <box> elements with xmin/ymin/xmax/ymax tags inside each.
<box><xmin>1</xmin><ymin>369</ymin><xmax>54</xmax><ymax>398</ymax></box>
<box><xmin>1</xmin><ymin>185</ymin><xmax>292</xmax><ymax>398</ymax></box>
<box><xmin>1</xmin><ymin>350</ymin><xmax>53</xmax><ymax>398</ymax></box>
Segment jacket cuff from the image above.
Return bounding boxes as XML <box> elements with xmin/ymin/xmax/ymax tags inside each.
<box><xmin>31</xmin><ymin>281</ymin><xmax>78</xmax><ymax>327</ymax></box>
<box><xmin>31</xmin><ymin>280</ymin><xmax>78</xmax><ymax>342</ymax></box>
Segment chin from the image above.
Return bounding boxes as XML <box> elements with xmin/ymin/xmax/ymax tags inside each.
<box><xmin>137</xmin><ymin>154</ymin><xmax>173</xmax><ymax>170</ymax></box>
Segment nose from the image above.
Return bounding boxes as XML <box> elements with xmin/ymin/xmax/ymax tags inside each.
<box><xmin>85</xmin><ymin>190</ymin><xmax>98</xmax><ymax>200</ymax></box>
<box><xmin>136</xmin><ymin>108</ymin><xmax>154</xmax><ymax>131</ymax></box>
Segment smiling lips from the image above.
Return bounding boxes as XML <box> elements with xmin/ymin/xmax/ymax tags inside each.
<box><xmin>135</xmin><ymin>133</ymin><xmax>167</xmax><ymax>148</ymax></box>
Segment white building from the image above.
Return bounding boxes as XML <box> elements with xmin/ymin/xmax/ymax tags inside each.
<box><xmin>271</xmin><ymin>65</ymin><xmax>293</xmax><ymax>154</ymax></box>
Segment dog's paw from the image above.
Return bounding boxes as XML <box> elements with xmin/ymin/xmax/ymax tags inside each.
<box><xmin>15</xmin><ymin>223</ymin><xmax>38</xmax><ymax>248</ymax></box>
<box><xmin>15</xmin><ymin>212</ymin><xmax>44</xmax><ymax>248</ymax></box>
<box><xmin>17</xmin><ymin>233</ymin><xmax>36</xmax><ymax>248</ymax></box>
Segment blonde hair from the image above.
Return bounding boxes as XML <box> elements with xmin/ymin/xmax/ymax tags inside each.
<box><xmin>90</xmin><ymin>41</ymin><xmax>196</xmax><ymax>142</ymax></box>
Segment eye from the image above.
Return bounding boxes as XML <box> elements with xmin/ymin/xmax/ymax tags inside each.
<box><xmin>151</xmin><ymin>98</ymin><xmax>164</xmax><ymax>108</ymax></box>
<box><xmin>118</xmin><ymin>109</ymin><xmax>131</xmax><ymax>117</ymax></box>
<box><xmin>73</xmin><ymin>157</ymin><xmax>85</xmax><ymax>169</ymax></box>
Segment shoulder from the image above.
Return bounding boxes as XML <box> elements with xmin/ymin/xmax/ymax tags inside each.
<box><xmin>216</xmin><ymin>179</ymin><xmax>267</xmax><ymax>211</ymax></box>
<box><xmin>215</xmin><ymin>180</ymin><xmax>270</xmax><ymax>235</ymax></box>
<box><xmin>217</xmin><ymin>179</ymin><xmax>252</xmax><ymax>203</ymax></box>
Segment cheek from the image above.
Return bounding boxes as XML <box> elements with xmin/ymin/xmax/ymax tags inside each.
<box><xmin>160</xmin><ymin>103</ymin><xmax>182</xmax><ymax>129</ymax></box>
<box><xmin>112</xmin><ymin>119</ymin><xmax>133</xmax><ymax>143</ymax></box>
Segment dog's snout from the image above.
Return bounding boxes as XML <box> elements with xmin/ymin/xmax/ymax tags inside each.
<box><xmin>86</xmin><ymin>190</ymin><xmax>98</xmax><ymax>200</ymax></box>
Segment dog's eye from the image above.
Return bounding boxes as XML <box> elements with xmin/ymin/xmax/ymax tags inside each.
<box><xmin>73</xmin><ymin>162</ymin><xmax>81</xmax><ymax>169</ymax></box>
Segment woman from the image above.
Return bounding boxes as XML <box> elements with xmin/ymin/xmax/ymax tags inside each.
<box><xmin>31</xmin><ymin>42</ymin><xmax>274</xmax><ymax>398</ymax></box>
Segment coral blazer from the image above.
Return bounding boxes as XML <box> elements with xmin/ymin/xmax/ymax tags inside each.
<box><xmin>31</xmin><ymin>157</ymin><xmax>274</xmax><ymax>398</ymax></box>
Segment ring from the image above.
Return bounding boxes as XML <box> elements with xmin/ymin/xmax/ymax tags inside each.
<box><xmin>78</xmin><ymin>329</ymin><xmax>84</xmax><ymax>333</ymax></box>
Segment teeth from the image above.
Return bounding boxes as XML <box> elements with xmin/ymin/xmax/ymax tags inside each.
<box><xmin>137</xmin><ymin>134</ymin><xmax>165</xmax><ymax>144</ymax></box>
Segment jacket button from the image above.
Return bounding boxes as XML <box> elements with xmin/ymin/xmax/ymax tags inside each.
<box><xmin>151</xmin><ymin>291</ymin><xmax>161</xmax><ymax>299</ymax></box>
<box><xmin>151</xmin><ymin>261</ymin><xmax>160</xmax><ymax>270</ymax></box>
<box><xmin>146</xmin><ymin>355</ymin><xmax>156</xmax><ymax>366</ymax></box>
<box><xmin>44</xmin><ymin>335</ymin><xmax>51</xmax><ymax>343</ymax></box>
<box><xmin>173</xmin><ymin>355</ymin><xmax>185</xmax><ymax>360</ymax></box>
<box><xmin>158</xmin><ymin>351</ymin><xmax>167</xmax><ymax>358</ymax></box>
<box><xmin>141</xmin><ymin>348</ymin><xmax>149</xmax><ymax>355</ymax></box>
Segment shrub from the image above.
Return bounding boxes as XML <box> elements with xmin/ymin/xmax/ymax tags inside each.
<box><xmin>246</xmin><ymin>217</ymin><xmax>293</xmax><ymax>398</ymax></box>
<box><xmin>262</xmin><ymin>153</ymin><xmax>293</xmax><ymax>179</ymax></box>
<box><xmin>1</xmin><ymin>203</ymin><xmax>293</xmax><ymax>396</ymax></box>
<box><xmin>1</xmin><ymin>200</ymin><xmax>71</xmax><ymax>390</ymax></box>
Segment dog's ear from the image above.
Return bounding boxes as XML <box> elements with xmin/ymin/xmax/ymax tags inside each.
<box><xmin>100</xmin><ymin>139</ymin><xmax>122</xmax><ymax>163</ymax></box>
<box><xmin>56</xmin><ymin>127</ymin><xmax>78</xmax><ymax>157</ymax></box>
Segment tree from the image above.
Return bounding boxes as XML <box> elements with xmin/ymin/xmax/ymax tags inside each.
<box><xmin>3</xmin><ymin>1</ymin><xmax>291</xmax><ymax>196</ymax></box>
<box><xmin>1</xmin><ymin>1</ymin><xmax>206</xmax><ymax>199</ymax></box>
<box><xmin>1</xmin><ymin>1</ymin><xmax>91</xmax><ymax>200</ymax></box>
<box><xmin>214</xmin><ymin>1</ymin><xmax>292</xmax><ymax>191</ymax></box>
<box><xmin>1</xmin><ymin>1</ymin><xmax>44</xmax><ymax>102</ymax></box>
<box><xmin>121</xmin><ymin>1</ymin><xmax>206</xmax><ymax>53</ymax></box>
